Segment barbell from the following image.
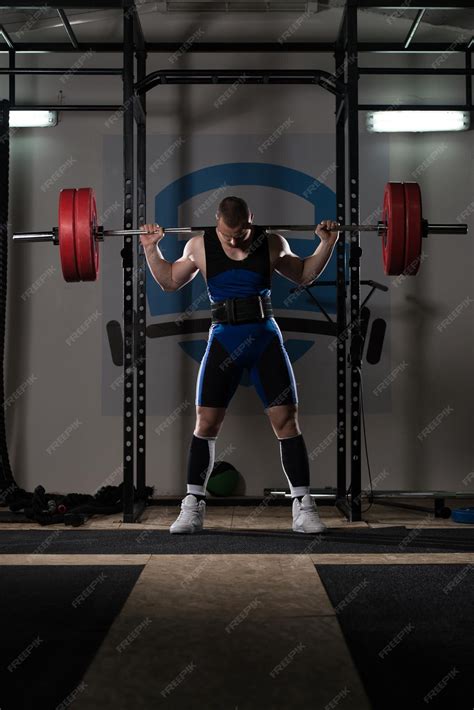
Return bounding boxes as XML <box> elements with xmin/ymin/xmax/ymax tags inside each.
<box><xmin>13</xmin><ymin>182</ymin><xmax>468</xmax><ymax>282</ymax></box>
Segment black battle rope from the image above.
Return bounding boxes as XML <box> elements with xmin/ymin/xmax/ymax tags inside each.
<box><xmin>0</xmin><ymin>100</ymin><xmax>17</xmax><ymax>497</ymax></box>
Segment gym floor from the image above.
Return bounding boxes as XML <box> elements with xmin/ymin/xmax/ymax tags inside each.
<box><xmin>2</xmin><ymin>499</ymin><xmax>473</xmax><ymax>709</ymax></box>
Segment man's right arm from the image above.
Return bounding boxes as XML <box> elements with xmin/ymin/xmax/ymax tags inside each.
<box><xmin>143</xmin><ymin>235</ymin><xmax>199</xmax><ymax>292</ymax></box>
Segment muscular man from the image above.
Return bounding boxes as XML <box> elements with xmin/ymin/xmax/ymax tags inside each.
<box><xmin>140</xmin><ymin>196</ymin><xmax>340</xmax><ymax>534</ymax></box>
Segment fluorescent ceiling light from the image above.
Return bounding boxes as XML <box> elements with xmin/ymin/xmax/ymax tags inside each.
<box><xmin>9</xmin><ymin>110</ymin><xmax>58</xmax><ymax>127</ymax></box>
<box><xmin>366</xmin><ymin>110</ymin><xmax>470</xmax><ymax>133</ymax></box>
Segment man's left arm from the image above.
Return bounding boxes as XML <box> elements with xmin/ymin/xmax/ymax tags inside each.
<box><xmin>273</xmin><ymin>220</ymin><xmax>340</xmax><ymax>286</ymax></box>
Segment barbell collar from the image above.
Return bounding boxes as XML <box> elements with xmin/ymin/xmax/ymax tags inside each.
<box><xmin>13</xmin><ymin>231</ymin><xmax>55</xmax><ymax>242</ymax></box>
<box><xmin>426</xmin><ymin>223</ymin><xmax>468</xmax><ymax>236</ymax></box>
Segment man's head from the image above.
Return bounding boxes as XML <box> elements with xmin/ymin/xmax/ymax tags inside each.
<box><xmin>216</xmin><ymin>196</ymin><xmax>253</xmax><ymax>247</ymax></box>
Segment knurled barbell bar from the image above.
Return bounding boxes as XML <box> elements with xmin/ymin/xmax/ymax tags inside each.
<box><xmin>13</xmin><ymin>182</ymin><xmax>468</xmax><ymax>282</ymax></box>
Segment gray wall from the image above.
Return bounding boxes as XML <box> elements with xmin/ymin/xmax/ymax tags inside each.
<box><xmin>2</xmin><ymin>36</ymin><xmax>473</xmax><ymax>497</ymax></box>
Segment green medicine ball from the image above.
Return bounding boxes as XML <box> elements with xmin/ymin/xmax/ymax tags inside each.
<box><xmin>207</xmin><ymin>461</ymin><xmax>239</xmax><ymax>497</ymax></box>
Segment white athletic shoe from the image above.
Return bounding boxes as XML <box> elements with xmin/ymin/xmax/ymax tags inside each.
<box><xmin>169</xmin><ymin>494</ymin><xmax>206</xmax><ymax>534</ymax></box>
<box><xmin>292</xmin><ymin>494</ymin><xmax>327</xmax><ymax>534</ymax></box>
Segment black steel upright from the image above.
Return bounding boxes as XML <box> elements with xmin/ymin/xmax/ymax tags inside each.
<box><xmin>346</xmin><ymin>1</ymin><xmax>362</xmax><ymax>521</ymax></box>
<box><xmin>335</xmin><ymin>9</ymin><xmax>348</xmax><ymax>511</ymax></box>
<box><xmin>135</xmin><ymin>12</ymin><xmax>147</xmax><ymax>503</ymax></box>
<box><xmin>122</xmin><ymin>6</ymin><xmax>136</xmax><ymax>522</ymax></box>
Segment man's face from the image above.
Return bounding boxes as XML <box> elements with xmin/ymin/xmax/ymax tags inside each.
<box><xmin>216</xmin><ymin>215</ymin><xmax>253</xmax><ymax>248</ymax></box>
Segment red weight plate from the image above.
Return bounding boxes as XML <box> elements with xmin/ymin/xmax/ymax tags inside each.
<box><xmin>382</xmin><ymin>182</ymin><xmax>406</xmax><ymax>276</ymax></box>
<box><xmin>74</xmin><ymin>187</ymin><xmax>99</xmax><ymax>281</ymax></box>
<box><xmin>403</xmin><ymin>182</ymin><xmax>422</xmax><ymax>276</ymax></box>
<box><xmin>58</xmin><ymin>189</ymin><xmax>80</xmax><ymax>282</ymax></box>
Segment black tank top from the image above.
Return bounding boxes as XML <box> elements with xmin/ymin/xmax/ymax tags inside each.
<box><xmin>203</xmin><ymin>226</ymin><xmax>271</xmax><ymax>304</ymax></box>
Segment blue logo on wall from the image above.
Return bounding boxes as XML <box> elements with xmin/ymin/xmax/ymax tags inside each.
<box><xmin>150</xmin><ymin>162</ymin><xmax>346</xmax><ymax>387</ymax></box>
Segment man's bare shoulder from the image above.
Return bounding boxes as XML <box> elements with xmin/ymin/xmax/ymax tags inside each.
<box><xmin>266</xmin><ymin>231</ymin><xmax>287</xmax><ymax>256</ymax></box>
<box><xmin>183</xmin><ymin>233</ymin><xmax>205</xmax><ymax>260</ymax></box>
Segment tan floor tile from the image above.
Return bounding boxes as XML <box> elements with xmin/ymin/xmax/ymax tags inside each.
<box><xmin>75</xmin><ymin>616</ymin><xmax>370</xmax><ymax>710</ymax></box>
<box><xmin>0</xmin><ymin>554</ymin><xmax>151</xmax><ymax>565</ymax></box>
<box><xmin>138</xmin><ymin>554</ymin><xmax>336</xmax><ymax>619</ymax></box>
<box><xmin>74</xmin><ymin>556</ymin><xmax>370</xmax><ymax>710</ymax></box>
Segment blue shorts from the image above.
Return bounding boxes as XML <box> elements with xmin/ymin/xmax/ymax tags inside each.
<box><xmin>196</xmin><ymin>317</ymin><xmax>298</xmax><ymax>409</ymax></box>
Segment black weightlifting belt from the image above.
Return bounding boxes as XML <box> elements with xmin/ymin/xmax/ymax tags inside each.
<box><xmin>211</xmin><ymin>294</ymin><xmax>273</xmax><ymax>325</ymax></box>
